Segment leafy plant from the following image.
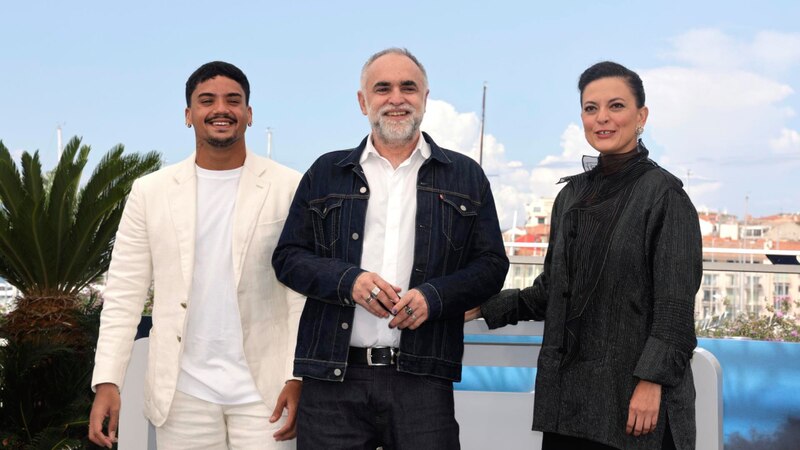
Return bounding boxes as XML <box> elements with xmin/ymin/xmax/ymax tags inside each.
<box><xmin>0</xmin><ymin>137</ymin><xmax>161</xmax><ymax>449</ymax></box>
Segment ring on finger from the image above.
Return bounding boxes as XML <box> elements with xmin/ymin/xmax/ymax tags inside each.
<box><xmin>411</xmin><ymin>313</ymin><xmax>417</xmax><ymax>320</ymax></box>
<box><xmin>365</xmin><ymin>295</ymin><xmax>373</xmax><ymax>304</ymax></box>
<box><xmin>404</xmin><ymin>305</ymin><xmax>414</xmax><ymax>316</ymax></box>
<box><xmin>370</xmin><ymin>286</ymin><xmax>381</xmax><ymax>298</ymax></box>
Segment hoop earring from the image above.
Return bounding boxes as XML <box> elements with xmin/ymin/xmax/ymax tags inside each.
<box><xmin>186</xmin><ymin>123</ymin><xmax>192</xmax><ymax>128</ymax></box>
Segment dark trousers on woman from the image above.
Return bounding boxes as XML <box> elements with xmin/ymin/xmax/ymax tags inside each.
<box><xmin>296</xmin><ymin>364</ymin><xmax>460</xmax><ymax>450</ymax></box>
<box><xmin>542</xmin><ymin>422</ymin><xmax>676</xmax><ymax>450</ymax></box>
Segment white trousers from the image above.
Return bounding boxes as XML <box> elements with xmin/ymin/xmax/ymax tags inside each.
<box><xmin>156</xmin><ymin>390</ymin><xmax>295</xmax><ymax>450</ymax></box>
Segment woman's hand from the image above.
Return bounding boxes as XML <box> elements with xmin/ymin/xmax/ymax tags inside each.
<box><xmin>464</xmin><ymin>306</ymin><xmax>482</xmax><ymax>322</ymax></box>
<box><xmin>626</xmin><ymin>379</ymin><xmax>662</xmax><ymax>436</ymax></box>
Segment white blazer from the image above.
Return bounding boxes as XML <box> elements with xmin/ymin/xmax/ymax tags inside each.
<box><xmin>91</xmin><ymin>151</ymin><xmax>304</xmax><ymax>426</ymax></box>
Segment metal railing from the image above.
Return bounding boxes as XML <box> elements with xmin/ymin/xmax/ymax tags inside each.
<box><xmin>502</xmin><ymin>244</ymin><xmax>800</xmax><ymax>324</ymax></box>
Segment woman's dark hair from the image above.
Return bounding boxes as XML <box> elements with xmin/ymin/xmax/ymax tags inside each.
<box><xmin>578</xmin><ymin>61</ymin><xmax>645</xmax><ymax>108</ymax></box>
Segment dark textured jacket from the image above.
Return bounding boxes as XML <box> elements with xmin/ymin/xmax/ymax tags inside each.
<box><xmin>481</xmin><ymin>148</ymin><xmax>701</xmax><ymax>450</ymax></box>
<box><xmin>273</xmin><ymin>132</ymin><xmax>509</xmax><ymax>382</ymax></box>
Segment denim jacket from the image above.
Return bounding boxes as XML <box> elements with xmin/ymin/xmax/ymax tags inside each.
<box><xmin>273</xmin><ymin>133</ymin><xmax>509</xmax><ymax>382</ymax></box>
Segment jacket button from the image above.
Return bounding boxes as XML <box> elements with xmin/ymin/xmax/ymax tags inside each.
<box><xmin>180</xmin><ymin>302</ymin><xmax>187</xmax><ymax>309</ymax></box>
<box><xmin>460</xmin><ymin>205</ymin><xmax>467</xmax><ymax>212</ymax></box>
<box><xmin>333</xmin><ymin>368</ymin><xmax>342</xmax><ymax>376</ymax></box>
<box><xmin>341</xmin><ymin>322</ymin><xmax>349</xmax><ymax>330</ymax></box>
<box><xmin>177</xmin><ymin>336</ymin><xmax>182</xmax><ymax>342</ymax></box>
<box><xmin>352</xmin><ymin>232</ymin><xmax>359</xmax><ymax>240</ymax></box>
<box><xmin>359</xmin><ymin>186</ymin><xmax>367</xmax><ymax>194</ymax></box>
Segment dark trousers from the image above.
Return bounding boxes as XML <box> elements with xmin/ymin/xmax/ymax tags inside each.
<box><xmin>297</xmin><ymin>365</ymin><xmax>460</xmax><ymax>450</ymax></box>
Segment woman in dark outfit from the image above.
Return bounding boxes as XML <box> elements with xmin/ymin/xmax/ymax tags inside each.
<box><xmin>469</xmin><ymin>62</ymin><xmax>702</xmax><ymax>450</ymax></box>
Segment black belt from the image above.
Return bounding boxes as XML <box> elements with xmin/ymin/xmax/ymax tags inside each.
<box><xmin>348</xmin><ymin>346</ymin><xmax>398</xmax><ymax>366</ymax></box>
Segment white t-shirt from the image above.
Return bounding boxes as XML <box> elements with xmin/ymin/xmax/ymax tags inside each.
<box><xmin>349</xmin><ymin>135</ymin><xmax>430</xmax><ymax>348</ymax></box>
<box><xmin>176</xmin><ymin>165</ymin><xmax>262</xmax><ymax>405</ymax></box>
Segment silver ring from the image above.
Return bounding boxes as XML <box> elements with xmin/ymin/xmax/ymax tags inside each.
<box><xmin>365</xmin><ymin>295</ymin><xmax>373</xmax><ymax>304</ymax></box>
<box><xmin>411</xmin><ymin>314</ymin><xmax>417</xmax><ymax>320</ymax></box>
<box><xmin>371</xmin><ymin>286</ymin><xmax>381</xmax><ymax>297</ymax></box>
<box><xmin>404</xmin><ymin>305</ymin><xmax>414</xmax><ymax>316</ymax></box>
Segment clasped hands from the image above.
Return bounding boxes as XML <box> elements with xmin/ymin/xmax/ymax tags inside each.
<box><xmin>353</xmin><ymin>272</ymin><xmax>428</xmax><ymax>330</ymax></box>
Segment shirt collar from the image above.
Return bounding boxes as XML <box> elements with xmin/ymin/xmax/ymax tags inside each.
<box><xmin>359</xmin><ymin>133</ymin><xmax>431</xmax><ymax>164</ymax></box>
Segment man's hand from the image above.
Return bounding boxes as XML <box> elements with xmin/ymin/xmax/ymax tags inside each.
<box><xmin>88</xmin><ymin>383</ymin><xmax>120</xmax><ymax>448</ymax></box>
<box><xmin>270</xmin><ymin>380</ymin><xmax>302</xmax><ymax>441</ymax></box>
<box><xmin>388</xmin><ymin>289</ymin><xmax>428</xmax><ymax>330</ymax></box>
<box><xmin>352</xmin><ymin>272</ymin><xmax>401</xmax><ymax>319</ymax></box>
<box><xmin>626</xmin><ymin>379</ymin><xmax>662</xmax><ymax>436</ymax></box>
<box><xmin>464</xmin><ymin>306</ymin><xmax>482</xmax><ymax>322</ymax></box>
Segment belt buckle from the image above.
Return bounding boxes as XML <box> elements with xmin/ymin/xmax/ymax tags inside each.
<box><xmin>366</xmin><ymin>346</ymin><xmax>395</xmax><ymax>366</ymax></box>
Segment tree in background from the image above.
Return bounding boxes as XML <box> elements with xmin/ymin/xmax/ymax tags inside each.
<box><xmin>0</xmin><ymin>137</ymin><xmax>161</xmax><ymax>449</ymax></box>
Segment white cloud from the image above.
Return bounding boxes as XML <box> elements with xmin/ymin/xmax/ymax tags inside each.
<box><xmin>422</xmin><ymin>100</ymin><xmax>595</xmax><ymax>229</ymax></box>
<box><xmin>770</xmin><ymin>128</ymin><xmax>800</xmax><ymax>153</ymax></box>
<box><xmin>420</xmin><ymin>28</ymin><xmax>800</xmax><ymax>222</ymax></box>
<box><xmin>422</xmin><ymin>99</ymin><xmax>567</xmax><ymax>229</ymax></box>
<box><xmin>751</xmin><ymin>31</ymin><xmax>800</xmax><ymax>72</ymax></box>
<box><xmin>685</xmin><ymin>180</ymin><xmax>723</xmax><ymax>199</ymax></box>
<box><xmin>640</xmin><ymin>29</ymin><xmax>800</xmax><ymax>213</ymax></box>
<box><xmin>530</xmin><ymin>124</ymin><xmax>588</xmax><ymax>198</ymax></box>
<box><xmin>421</xmin><ymin>100</ymin><xmax>482</xmax><ymax>160</ymax></box>
<box><xmin>642</xmin><ymin>66</ymin><xmax>793</xmax><ymax>159</ymax></box>
<box><xmin>666</xmin><ymin>29</ymin><xmax>800</xmax><ymax>73</ymax></box>
<box><xmin>666</xmin><ymin>29</ymin><xmax>744</xmax><ymax>70</ymax></box>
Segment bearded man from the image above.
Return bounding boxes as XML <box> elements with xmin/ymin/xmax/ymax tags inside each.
<box><xmin>90</xmin><ymin>61</ymin><xmax>303</xmax><ymax>449</ymax></box>
<box><xmin>272</xmin><ymin>48</ymin><xmax>509</xmax><ymax>450</ymax></box>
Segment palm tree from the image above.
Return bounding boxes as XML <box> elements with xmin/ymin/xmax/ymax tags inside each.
<box><xmin>0</xmin><ymin>136</ymin><xmax>161</xmax><ymax>449</ymax></box>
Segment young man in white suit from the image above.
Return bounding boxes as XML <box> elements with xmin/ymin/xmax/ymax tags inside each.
<box><xmin>88</xmin><ymin>61</ymin><xmax>304</xmax><ymax>449</ymax></box>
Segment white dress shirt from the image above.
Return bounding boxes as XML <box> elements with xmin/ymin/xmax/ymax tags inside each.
<box><xmin>349</xmin><ymin>134</ymin><xmax>431</xmax><ymax>348</ymax></box>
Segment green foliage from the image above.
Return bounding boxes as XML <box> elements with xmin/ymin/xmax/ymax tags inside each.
<box><xmin>0</xmin><ymin>137</ymin><xmax>162</xmax><ymax>296</ymax></box>
<box><xmin>0</xmin><ymin>137</ymin><xmax>162</xmax><ymax>449</ymax></box>
<box><xmin>0</xmin><ymin>294</ymin><xmax>102</xmax><ymax>449</ymax></box>
<box><xmin>697</xmin><ymin>299</ymin><xmax>800</xmax><ymax>342</ymax></box>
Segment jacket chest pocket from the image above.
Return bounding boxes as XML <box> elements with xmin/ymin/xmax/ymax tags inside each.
<box><xmin>309</xmin><ymin>197</ymin><xmax>344</xmax><ymax>257</ymax></box>
<box><xmin>439</xmin><ymin>193</ymin><xmax>477</xmax><ymax>251</ymax></box>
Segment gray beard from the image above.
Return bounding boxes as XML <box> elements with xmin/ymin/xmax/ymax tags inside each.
<box><xmin>205</xmin><ymin>136</ymin><xmax>240</xmax><ymax>148</ymax></box>
<box><xmin>374</xmin><ymin>117</ymin><xmax>421</xmax><ymax>146</ymax></box>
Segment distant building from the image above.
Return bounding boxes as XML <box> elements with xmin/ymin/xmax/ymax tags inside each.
<box><xmin>764</xmin><ymin>221</ymin><xmax>800</xmax><ymax>243</ymax></box>
<box><xmin>697</xmin><ymin>235</ymin><xmax>800</xmax><ymax>321</ymax></box>
<box><xmin>0</xmin><ymin>281</ymin><xmax>19</xmax><ymax>313</ymax></box>
<box><xmin>525</xmin><ymin>197</ymin><xmax>555</xmax><ymax>226</ymax></box>
<box><xmin>719</xmin><ymin>223</ymin><xmax>739</xmax><ymax>240</ymax></box>
<box><xmin>504</xmin><ymin>207</ymin><xmax>800</xmax><ymax>323</ymax></box>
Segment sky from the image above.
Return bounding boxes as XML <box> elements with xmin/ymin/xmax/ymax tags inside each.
<box><xmin>2</xmin><ymin>0</ymin><xmax>799</xmax><ymax>229</ymax></box>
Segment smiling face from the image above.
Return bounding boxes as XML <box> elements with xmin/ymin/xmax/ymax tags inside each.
<box><xmin>357</xmin><ymin>53</ymin><xmax>429</xmax><ymax>150</ymax></box>
<box><xmin>185</xmin><ymin>75</ymin><xmax>252</xmax><ymax>151</ymax></box>
<box><xmin>580</xmin><ymin>76</ymin><xmax>648</xmax><ymax>155</ymax></box>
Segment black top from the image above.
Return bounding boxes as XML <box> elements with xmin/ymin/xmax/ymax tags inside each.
<box><xmin>482</xmin><ymin>142</ymin><xmax>702</xmax><ymax>449</ymax></box>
